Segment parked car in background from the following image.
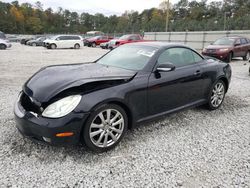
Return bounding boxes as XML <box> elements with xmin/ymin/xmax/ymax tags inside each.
<box><xmin>7</xmin><ymin>35</ymin><xmax>21</xmax><ymax>42</ymax></box>
<box><xmin>27</xmin><ymin>37</ymin><xmax>47</xmax><ymax>46</ymax></box>
<box><xmin>0</xmin><ymin>31</ymin><xmax>6</xmax><ymax>39</ymax></box>
<box><xmin>109</xmin><ymin>34</ymin><xmax>144</xmax><ymax>49</ymax></box>
<box><xmin>202</xmin><ymin>36</ymin><xmax>250</xmax><ymax>62</ymax></box>
<box><xmin>0</xmin><ymin>38</ymin><xmax>11</xmax><ymax>49</ymax></box>
<box><xmin>43</xmin><ymin>35</ymin><xmax>83</xmax><ymax>49</ymax></box>
<box><xmin>100</xmin><ymin>41</ymin><xmax>109</xmax><ymax>49</ymax></box>
<box><xmin>21</xmin><ymin>37</ymin><xmax>34</xmax><ymax>45</ymax></box>
<box><xmin>84</xmin><ymin>36</ymin><xmax>113</xmax><ymax>47</ymax></box>
<box><xmin>14</xmin><ymin>42</ymin><xmax>231</xmax><ymax>152</ymax></box>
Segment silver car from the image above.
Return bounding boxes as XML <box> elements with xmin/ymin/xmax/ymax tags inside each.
<box><xmin>0</xmin><ymin>38</ymin><xmax>11</xmax><ymax>50</ymax></box>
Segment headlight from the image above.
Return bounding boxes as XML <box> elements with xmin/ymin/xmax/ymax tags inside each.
<box><xmin>42</xmin><ymin>95</ymin><xmax>82</xmax><ymax>118</ymax></box>
<box><xmin>218</xmin><ymin>48</ymin><xmax>229</xmax><ymax>52</ymax></box>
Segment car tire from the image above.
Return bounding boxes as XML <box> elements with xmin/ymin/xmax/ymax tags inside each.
<box><xmin>32</xmin><ymin>43</ymin><xmax>37</xmax><ymax>47</ymax></box>
<box><xmin>50</xmin><ymin>44</ymin><xmax>57</xmax><ymax>49</ymax></box>
<box><xmin>207</xmin><ymin>80</ymin><xmax>226</xmax><ymax>110</ymax></box>
<box><xmin>243</xmin><ymin>51</ymin><xmax>250</xmax><ymax>61</ymax></box>
<box><xmin>82</xmin><ymin>104</ymin><xmax>128</xmax><ymax>153</ymax></box>
<box><xmin>91</xmin><ymin>42</ymin><xmax>97</xmax><ymax>47</ymax></box>
<box><xmin>0</xmin><ymin>44</ymin><xmax>7</xmax><ymax>50</ymax></box>
<box><xmin>226</xmin><ymin>52</ymin><xmax>232</xmax><ymax>63</ymax></box>
<box><xmin>74</xmin><ymin>43</ymin><xmax>80</xmax><ymax>49</ymax></box>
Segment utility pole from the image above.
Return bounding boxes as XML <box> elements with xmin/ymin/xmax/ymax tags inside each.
<box><xmin>224</xmin><ymin>12</ymin><xmax>230</xmax><ymax>31</ymax></box>
<box><xmin>223</xmin><ymin>12</ymin><xmax>227</xmax><ymax>31</ymax></box>
<box><xmin>165</xmin><ymin>0</ymin><xmax>170</xmax><ymax>32</ymax></box>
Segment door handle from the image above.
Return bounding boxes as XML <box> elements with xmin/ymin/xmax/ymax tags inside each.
<box><xmin>194</xmin><ymin>70</ymin><xmax>201</xmax><ymax>76</ymax></box>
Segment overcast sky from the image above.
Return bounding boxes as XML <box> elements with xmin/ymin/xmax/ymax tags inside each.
<box><xmin>2</xmin><ymin>0</ymin><xmax>220</xmax><ymax>15</ymax></box>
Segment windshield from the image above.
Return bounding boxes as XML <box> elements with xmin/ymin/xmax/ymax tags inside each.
<box><xmin>97</xmin><ymin>45</ymin><xmax>158</xmax><ymax>71</ymax></box>
<box><xmin>50</xmin><ymin>35</ymin><xmax>59</xmax><ymax>40</ymax></box>
<box><xmin>213</xmin><ymin>38</ymin><xmax>234</xmax><ymax>45</ymax></box>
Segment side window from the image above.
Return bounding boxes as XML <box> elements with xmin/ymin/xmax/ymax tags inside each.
<box><xmin>129</xmin><ymin>36</ymin><xmax>140</xmax><ymax>41</ymax></box>
<box><xmin>240</xmin><ymin>38</ymin><xmax>247</xmax><ymax>45</ymax></box>
<box><xmin>157</xmin><ymin>47</ymin><xmax>198</xmax><ymax>68</ymax></box>
<box><xmin>192</xmin><ymin>51</ymin><xmax>203</xmax><ymax>62</ymax></box>
<box><xmin>71</xmin><ymin>36</ymin><xmax>80</xmax><ymax>40</ymax></box>
<box><xmin>67</xmin><ymin>36</ymin><xmax>73</xmax><ymax>40</ymax></box>
<box><xmin>58</xmin><ymin>36</ymin><xmax>68</xmax><ymax>40</ymax></box>
<box><xmin>235</xmin><ymin>39</ymin><xmax>241</xmax><ymax>45</ymax></box>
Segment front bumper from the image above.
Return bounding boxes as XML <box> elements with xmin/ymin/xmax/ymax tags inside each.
<box><xmin>202</xmin><ymin>51</ymin><xmax>228</xmax><ymax>60</ymax></box>
<box><xmin>14</xmin><ymin>94</ymin><xmax>89</xmax><ymax>146</ymax></box>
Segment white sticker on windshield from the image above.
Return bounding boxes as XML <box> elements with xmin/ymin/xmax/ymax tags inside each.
<box><xmin>137</xmin><ymin>49</ymin><xmax>156</xmax><ymax>57</ymax></box>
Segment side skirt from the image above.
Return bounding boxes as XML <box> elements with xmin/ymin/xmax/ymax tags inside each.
<box><xmin>136</xmin><ymin>99</ymin><xmax>207</xmax><ymax>124</ymax></box>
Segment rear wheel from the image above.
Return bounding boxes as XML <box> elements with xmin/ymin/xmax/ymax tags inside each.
<box><xmin>32</xmin><ymin>43</ymin><xmax>37</xmax><ymax>47</ymax></box>
<box><xmin>82</xmin><ymin>104</ymin><xmax>128</xmax><ymax>152</ymax></box>
<box><xmin>50</xmin><ymin>44</ymin><xmax>57</xmax><ymax>49</ymax></box>
<box><xmin>207</xmin><ymin>80</ymin><xmax>226</xmax><ymax>110</ymax></box>
<box><xmin>243</xmin><ymin>51</ymin><xmax>250</xmax><ymax>61</ymax></box>
<box><xmin>91</xmin><ymin>42</ymin><xmax>97</xmax><ymax>47</ymax></box>
<box><xmin>0</xmin><ymin>44</ymin><xmax>6</xmax><ymax>50</ymax></box>
<box><xmin>74</xmin><ymin>43</ymin><xmax>80</xmax><ymax>49</ymax></box>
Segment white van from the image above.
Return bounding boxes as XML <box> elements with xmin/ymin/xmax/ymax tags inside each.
<box><xmin>44</xmin><ymin>35</ymin><xmax>83</xmax><ymax>49</ymax></box>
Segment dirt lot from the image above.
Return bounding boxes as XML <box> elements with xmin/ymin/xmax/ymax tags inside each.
<box><xmin>0</xmin><ymin>43</ymin><xmax>249</xmax><ymax>187</ymax></box>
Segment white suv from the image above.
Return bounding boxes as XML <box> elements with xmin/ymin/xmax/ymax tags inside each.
<box><xmin>44</xmin><ymin>35</ymin><xmax>83</xmax><ymax>49</ymax></box>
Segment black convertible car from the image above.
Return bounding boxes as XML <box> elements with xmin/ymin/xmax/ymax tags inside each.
<box><xmin>14</xmin><ymin>42</ymin><xmax>231</xmax><ymax>152</ymax></box>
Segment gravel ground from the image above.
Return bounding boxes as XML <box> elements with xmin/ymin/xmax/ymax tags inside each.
<box><xmin>0</xmin><ymin>43</ymin><xmax>249</xmax><ymax>187</ymax></box>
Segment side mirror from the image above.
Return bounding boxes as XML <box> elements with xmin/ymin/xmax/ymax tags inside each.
<box><xmin>156</xmin><ymin>63</ymin><xmax>175</xmax><ymax>72</ymax></box>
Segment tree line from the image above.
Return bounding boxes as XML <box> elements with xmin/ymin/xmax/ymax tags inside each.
<box><xmin>0</xmin><ymin>0</ymin><xmax>250</xmax><ymax>34</ymax></box>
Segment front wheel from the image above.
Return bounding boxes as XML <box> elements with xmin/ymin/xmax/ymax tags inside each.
<box><xmin>0</xmin><ymin>44</ymin><xmax>7</xmax><ymax>50</ymax></box>
<box><xmin>226</xmin><ymin>52</ymin><xmax>232</xmax><ymax>63</ymax></box>
<box><xmin>243</xmin><ymin>51</ymin><xmax>250</xmax><ymax>61</ymax></box>
<box><xmin>207</xmin><ymin>80</ymin><xmax>226</xmax><ymax>110</ymax></box>
<box><xmin>82</xmin><ymin>104</ymin><xmax>128</xmax><ymax>152</ymax></box>
<box><xmin>50</xmin><ymin>44</ymin><xmax>57</xmax><ymax>49</ymax></box>
<box><xmin>32</xmin><ymin>43</ymin><xmax>37</xmax><ymax>47</ymax></box>
<box><xmin>91</xmin><ymin>42</ymin><xmax>97</xmax><ymax>47</ymax></box>
<box><xmin>74</xmin><ymin>43</ymin><xmax>80</xmax><ymax>49</ymax></box>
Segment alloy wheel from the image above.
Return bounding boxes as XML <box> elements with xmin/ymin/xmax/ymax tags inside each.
<box><xmin>51</xmin><ymin>44</ymin><xmax>56</xmax><ymax>49</ymax></box>
<box><xmin>89</xmin><ymin>109</ymin><xmax>124</xmax><ymax>148</ymax></box>
<box><xmin>0</xmin><ymin>44</ymin><xmax>6</xmax><ymax>49</ymax></box>
<box><xmin>74</xmin><ymin>44</ymin><xmax>80</xmax><ymax>49</ymax></box>
<box><xmin>210</xmin><ymin>82</ymin><xmax>225</xmax><ymax>108</ymax></box>
<box><xmin>246</xmin><ymin>51</ymin><xmax>250</xmax><ymax>61</ymax></box>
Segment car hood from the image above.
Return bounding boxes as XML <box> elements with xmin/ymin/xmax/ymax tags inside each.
<box><xmin>206</xmin><ymin>44</ymin><xmax>233</xmax><ymax>49</ymax></box>
<box><xmin>23</xmin><ymin>63</ymin><xmax>136</xmax><ymax>103</ymax></box>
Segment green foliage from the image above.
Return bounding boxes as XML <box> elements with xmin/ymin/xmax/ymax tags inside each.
<box><xmin>0</xmin><ymin>0</ymin><xmax>250</xmax><ymax>34</ymax></box>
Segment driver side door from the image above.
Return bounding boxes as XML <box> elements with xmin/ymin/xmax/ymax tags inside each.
<box><xmin>147</xmin><ymin>47</ymin><xmax>205</xmax><ymax>116</ymax></box>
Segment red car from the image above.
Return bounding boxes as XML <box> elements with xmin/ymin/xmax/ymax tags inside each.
<box><xmin>85</xmin><ymin>36</ymin><xmax>113</xmax><ymax>47</ymax></box>
<box><xmin>109</xmin><ymin>34</ymin><xmax>144</xmax><ymax>49</ymax></box>
<box><xmin>202</xmin><ymin>36</ymin><xmax>250</xmax><ymax>62</ymax></box>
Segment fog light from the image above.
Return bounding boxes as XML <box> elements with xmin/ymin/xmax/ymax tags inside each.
<box><xmin>43</xmin><ymin>137</ymin><xmax>51</xmax><ymax>142</ymax></box>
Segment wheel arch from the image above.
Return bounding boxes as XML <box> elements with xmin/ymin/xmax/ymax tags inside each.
<box><xmin>0</xmin><ymin>43</ymin><xmax>7</xmax><ymax>49</ymax></box>
<box><xmin>86</xmin><ymin>99</ymin><xmax>135</xmax><ymax>130</ymax></box>
<box><xmin>217</xmin><ymin>76</ymin><xmax>229</xmax><ymax>92</ymax></box>
<box><xmin>50</xmin><ymin>43</ymin><xmax>57</xmax><ymax>48</ymax></box>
